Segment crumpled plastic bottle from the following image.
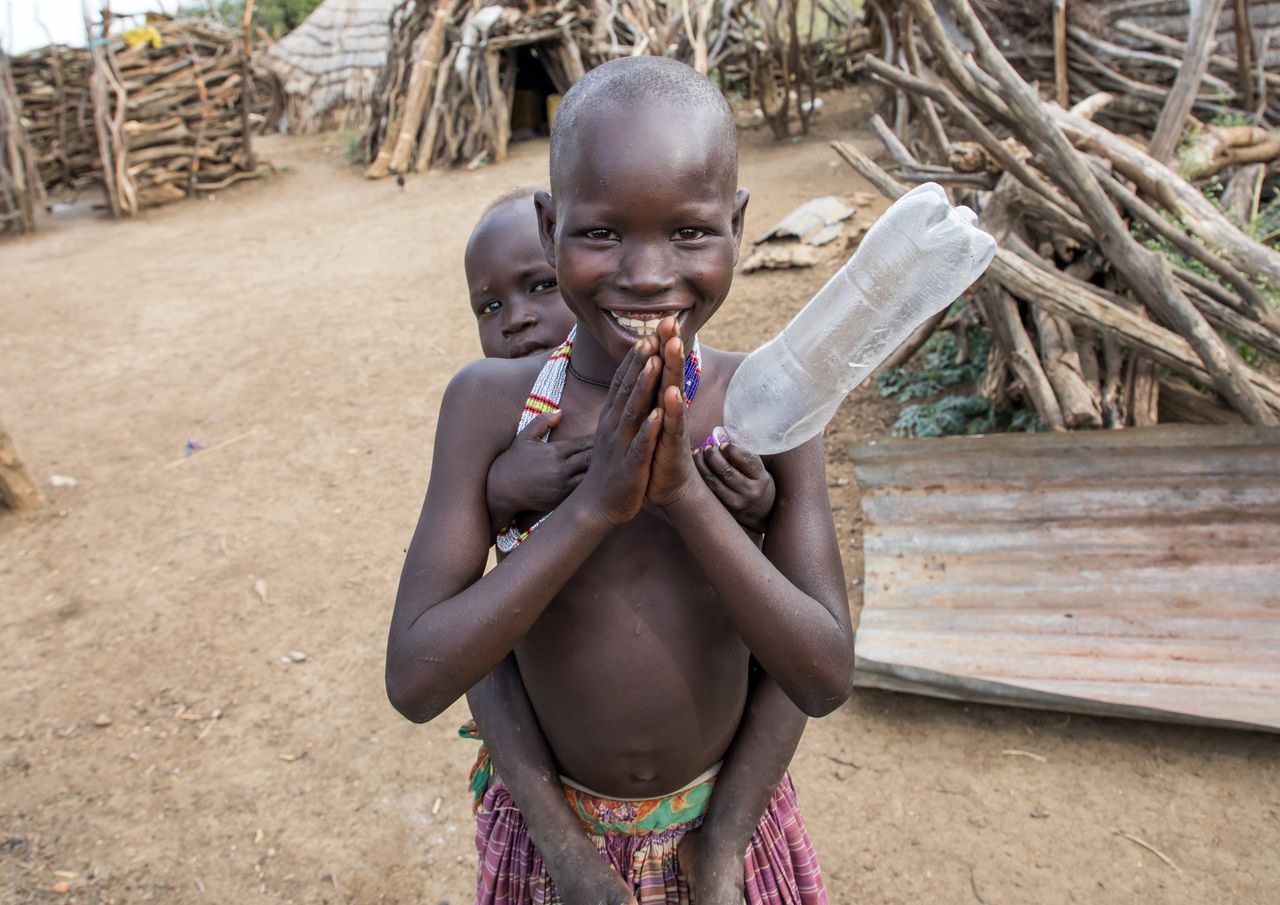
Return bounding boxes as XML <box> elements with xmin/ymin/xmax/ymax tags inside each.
<box><xmin>719</xmin><ymin>183</ymin><xmax>997</xmax><ymax>455</ymax></box>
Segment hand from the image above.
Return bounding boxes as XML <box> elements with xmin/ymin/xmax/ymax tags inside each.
<box><xmin>694</xmin><ymin>441</ymin><xmax>775</xmax><ymax>533</ymax></box>
<box><xmin>487</xmin><ymin>411</ymin><xmax>592</xmax><ymax>527</ymax></box>
<box><xmin>550</xmin><ymin>853</ymin><xmax>638</xmax><ymax>905</ymax></box>
<box><xmin>678</xmin><ymin>829</ymin><xmax>746</xmax><ymax>905</ymax></box>
<box><xmin>575</xmin><ymin>339</ymin><xmax>663</xmax><ymax>527</ymax></box>
<box><xmin>646</xmin><ymin>318</ymin><xmax>701</xmax><ymax>508</ymax></box>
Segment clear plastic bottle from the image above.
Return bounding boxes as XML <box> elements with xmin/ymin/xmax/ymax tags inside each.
<box><xmin>721</xmin><ymin>183</ymin><xmax>997</xmax><ymax>455</ymax></box>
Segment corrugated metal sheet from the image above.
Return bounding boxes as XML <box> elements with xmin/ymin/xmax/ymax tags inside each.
<box><xmin>850</xmin><ymin>425</ymin><xmax>1280</xmax><ymax>732</ymax></box>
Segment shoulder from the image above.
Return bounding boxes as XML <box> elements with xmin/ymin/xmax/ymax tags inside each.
<box><xmin>444</xmin><ymin>355</ymin><xmax>544</xmax><ymax>402</ymax></box>
<box><xmin>439</xmin><ymin>355</ymin><xmax>547</xmax><ymax>438</ymax></box>
<box><xmin>695</xmin><ymin>344</ymin><xmax>745</xmax><ymax>394</ymax></box>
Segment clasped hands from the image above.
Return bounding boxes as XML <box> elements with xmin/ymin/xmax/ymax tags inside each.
<box><xmin>576</xmin><ymin>317</ymin><xmax>709</xmax><ymax>528</ymax></box>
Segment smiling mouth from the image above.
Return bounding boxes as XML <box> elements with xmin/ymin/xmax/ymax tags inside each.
<box><xmin>606</xmin><ymin>309</ymin><xmax>689</xmax><ymax>337</ymax></box>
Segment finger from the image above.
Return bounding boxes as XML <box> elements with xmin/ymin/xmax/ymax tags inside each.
<box><xmin>620</xmin><ymin>355</ymin><xmax>661</xmax><ymax>437</ymax></box>
<box><xmin>693</xmin><ymin>447</ymin><xmax>716</xmax><ymax>485</ymax></box>
<box><xmin>720</xmin><ymin>441</ymin><xmax>764</xmax><ymax>479</ymax></box>
<box><xmin>627</xmin><ymin>407</ymin><xmax>662</xmax><ymax>463</ymax></box>
<box><xmin>706</xmin><ymin>477</ymin><xmax>746</xmax><ymax>513</ymax></box>
<box><xmin>702</xmin><ymin>439</ymin><xmax>734</xmax><ymax>479</ymax></box>
<box><xmin>660</xmin><ymin>332</ymin><xmax>685</xmax><ymax>402</ymax></box>
<box><xmin>518</xmin><ymin>410</ymin><xmax>562</xmax><ymax>441</ymax></box>
<box><xmin>602</xmin><ymin>343</ymin><xmax>648</xmax><ymax>432</ymax></box>
<box><xmin>660</xmin><ymin>383</ymin><xmax>688</xmax><ymax>444</ymax></box>
<box><xmin>563</xmin><ymin>444</ymin><xmax>592</xmax><ymax>470</ymax></box>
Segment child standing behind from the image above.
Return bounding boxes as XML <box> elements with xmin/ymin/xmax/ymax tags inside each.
<box><xmin>388</xmin><ymin>58</ymin><xmax>852</xmax><ymax>904</ymax></box>
<box><xmin>464</xmin><ymin>189</ymin><xmax>800</xmax><ymax>902</ymax></box>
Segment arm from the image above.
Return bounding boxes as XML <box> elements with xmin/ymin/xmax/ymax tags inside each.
<box><xmin>468</xmin><ymin>657</ymin><xmax>637</xmax><ymax>905</ymax></box>
<box><xmin>679</xmin><ymin>671</ymin><xmax>807</xmax><ymax>903</ymax></box>
<box><xmin>387</xmin><ymin>346</ymin><xmax>663</xmax><ymax>724</ymax></box>
<box><xmin>649</xmin><ymin>327</ymin><xmax>853</xmax><ymax>717</ymax></box>
<box><xmin>486</xmin><ymin>410</ymin><xmax>592</xmax><ymax>532</ymax></box>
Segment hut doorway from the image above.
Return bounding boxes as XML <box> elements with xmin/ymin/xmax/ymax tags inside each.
<box><xmin>509</xmin><ymin>44</ymin><xmax>560</xmax><ymax>141</ymax></box>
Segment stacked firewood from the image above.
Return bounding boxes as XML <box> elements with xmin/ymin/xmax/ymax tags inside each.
<box><xmin>970</xmin><ymin>0</ymin><xmax>1279</xmax><ymax>135</ymax></box>
<box><xmin>841</xmin><ymin>0</ymin><xmax>1280</xmax><ymax>430</ymax></box>
<box><xmin>1</xmin><ymin>49</ymin><xmax>40</xmax><ymax>236</ymax></box>
<box><xmin>8</xmin><ymin>17</ymin><xmax>270</xmax><ymax>217</ymax></box>
<box><xmin>99</xmin><ymin>19</ymin><xmax>266</xmax><ymax>211</ymax></box>
<box><xmin>8</xmin><ymin>45</ymin><xmax>97</xmax><ymax>195</ymax></box>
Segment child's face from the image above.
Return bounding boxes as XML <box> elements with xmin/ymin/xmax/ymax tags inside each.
<box><xmin>537</xmin><ymin>106</ymin><xmax>748</xmax><ymax>363</ymax></box>
<box><xmin>465</xmin><ymin>201</ymin><xmax>577</xmax><ymax>359</ymax></box>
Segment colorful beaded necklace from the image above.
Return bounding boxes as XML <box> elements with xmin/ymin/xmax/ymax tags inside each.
<box><xmin>495</xmin><ymin>325</ymin><xmax>702</xmax><ymax>552</ymax></box>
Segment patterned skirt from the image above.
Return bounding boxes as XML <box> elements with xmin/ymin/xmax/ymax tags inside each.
<box><xmin>471</xmin><ymin>750</ymin><xmax>826</xmax><ymax>905</ymax></box>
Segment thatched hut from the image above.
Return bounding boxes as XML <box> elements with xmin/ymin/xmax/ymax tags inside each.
<box><xmin>363</xmin><ymin>0</ymin><xmax>588</xmax><ymax>177</ymax></box>
<box><xmin>362</xmin><ymin>0</ymin><xmax>869</xmax><ymax>176</ymax></box>
<box><xmin>262</xmin><ymin>0</ymin><xmax>400</xmax><ymax>133</ymax></box>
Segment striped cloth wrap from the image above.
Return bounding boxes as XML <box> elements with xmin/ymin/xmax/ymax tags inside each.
<box><xmin>464</xmin><ymin>727</ymin><xmax>827</xmax><ymax>904</ymax></box>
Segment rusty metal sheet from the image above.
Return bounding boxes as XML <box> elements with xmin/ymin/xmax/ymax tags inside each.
<box><xmin>850</xmin><ymin>425</ymin><xmax>1280</xmax><ymax>732</ymax></box>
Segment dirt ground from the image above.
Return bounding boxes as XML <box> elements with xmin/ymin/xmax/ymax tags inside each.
<box><xmin>3</xmin><ymin>88</ymin><xmax>1278</xmax><ymax>905</ymax></box>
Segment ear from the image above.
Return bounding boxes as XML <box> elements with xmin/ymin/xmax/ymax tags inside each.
<box><xmin>534</xmin><ymin>189</ymin><xmax>558</xmax><ymax>268</ymax></box>
<box><xmin>729</xmin><ymin>188</ymin><xmax>750</xmax><ymax>266</ymax></box>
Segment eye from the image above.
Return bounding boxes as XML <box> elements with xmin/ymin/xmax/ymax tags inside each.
<box><xmin>585</xmin><ymin>228</ymin><xmax>617</xmax><ymax>241</ymax></box>
<box><xmin>479</xmin><ymin>299</ymin><xmax>502</xmax><ymax>316</ymax></box>
<box><xmin>675</xmin><ymin>227</ymin><xmax>707</xmax><ymax>241</ymax></box>
<box><xmin>532</xmin><ymin>278</ymin><xmax>558</xmax><ymax>293</ymax></box>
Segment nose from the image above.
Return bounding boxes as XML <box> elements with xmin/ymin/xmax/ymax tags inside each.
<box><xmin>501</xmin><ymin>297</ymin><xmax>537</xmax><ymax>337</ymax></box>
<box><xmin>616</xmin><ymin>240</ymin><xmax>677</xmax><ymax>297</ymax></box>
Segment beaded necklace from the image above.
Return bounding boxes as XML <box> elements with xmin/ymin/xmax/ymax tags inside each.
<box><xmin>495</xmin><ymin>325</ymin><xmax>702</xmax><ymax>552</ymax></box>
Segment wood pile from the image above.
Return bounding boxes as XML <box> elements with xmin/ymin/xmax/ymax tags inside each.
<box><xmin>968</xmin><ymin>0</ymin><xmax>1279</xmax><ymax>135</ymax></box>
<box><xmin>840</xmin><ymin>0</ymin><xmax>1280</xmax><ymax>430</ymax></box>
<box><xmin>95</xmin><ymin>18</ymin><xmax>267</xmax><ymax>213</ymax></box>
<box><xmin>8</xmin><ymin>45</ymin><xmax>98</xmax><ymax>196</ymax></box>
<box><xmin>362</xmin><ymin>0</ymin><xmax>870</xmax><ymax>175</ymax></box>
<box><xmin>1</xmin><ymin>49</ymin><xmax>40</xmax><ymax>236</ymax></box>
<box><xmin>6</xmin><ymin>16</ymin><xmax>269</xmax><ymax>218</ymax></box>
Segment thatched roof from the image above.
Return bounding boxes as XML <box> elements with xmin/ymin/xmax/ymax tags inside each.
<box><xmin>262</xmin><ymin>0</ymin><xmax>398</xmax><ymax>133</ymax></box>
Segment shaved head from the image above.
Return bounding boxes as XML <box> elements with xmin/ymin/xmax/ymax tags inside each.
<box><xmin>548</xmin><ymin>57</ymin><xmax>737</xmax><ymax>199</ymax></box>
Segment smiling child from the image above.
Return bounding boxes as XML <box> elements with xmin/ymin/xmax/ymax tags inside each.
<box><xmin>388</xmin><ymin>58</ymin><xmax>851</xmax><ymax>904</ymax></box>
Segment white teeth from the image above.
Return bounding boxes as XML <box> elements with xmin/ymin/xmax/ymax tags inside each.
<box><xmin>610</xmin><ymin>313</ymin><xmax>675</xmax><ymax>336</ymax></box>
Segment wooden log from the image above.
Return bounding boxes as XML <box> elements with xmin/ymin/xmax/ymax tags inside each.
<box><xmin>414</xmin><ymin>45</ymin><xmax>459</xmax><ymax>173</ymax></box>
<box><xmin>870</xmin><ymin>112</ymin><xmax>920</xmax><ymax>169</ymax></box>
<box><xmin>901</xmin><ymin>10</ymin><xmax>950</xmax><ymax>159</ymax></box>
<box><xmin>1158</xmin><ymin>376</ymin><xmax>1246</xmax><ymax>425</ymax></box>
<box><xmin>1049</xmin><ymin>100</ymin><xmax>1280</xmax><ymax>286</ymax></box>
<box><xmin>1093</xmin><ymin>162</ymin><xmax>1280</xmax><ymax>328</ymax></box>
<box><xmin>1149</xmin><ymin>0</ymin><xmax>1228</xmax><ymax>164</ymax></box>
<box><xmin>923</xmin><ymin>0</ymin><xmax>1275</xmax><ymax>425</ymax></box>
<box><xmin>1053</xmin><ymin>0</ymin><xmax>1070</xmax><ymax>108</ymax></box>
<box><xmin>978</xmin><ymin>283</ymin><xmax>1069</xmax><ymax>430</ymax></box>
<box><xmin>1102</xmin><ymin>333</ymin><xmax>1128</xmax><ymax>427</ymax></box>
<box><xmin>387</xmin><ymin>8</ymin><xmax>448</xmax><ymax>176</ymax></box>
<box><xmin>1222</xmin><ymin>161</ymin><xmax>1265</xmax><ymax>228</ymax></box>
<box><xmin>1234</xmin><ymin>0</ymin><xmax>1258</xmax><ymax>111</ymax></box>
<box><xmin>1130</xmin><ymin>356</ymin><xmax>1160</xmax><ymax>425</ymax></box>
<box><xmin>1180</xmin><ymin>124</ymin><xmax>1280</xmax><ymax>179</ymax></box>
<box><xmin>0</xmin><ymin>420</ymin><xmax>44</xmax><ymax>510</ymax></box>
<box><xmin>979</xmin><ymin>337</ymin><xmax>1010</xmax><ymax>409</ymax></box>
<box><xmin>1032</xmin><ymin>305</ymin><xmax>1105</xmax><ymax>427</ymax></box>
<box><xmin>864</xmin><ymin>55</ymin><xmax>1089</xmax><ymax>230</ymax></box>
<box><xmin>992</xmin><ymin>241</ymin><xmax>1280</xmax><ymax>415</ymax></box>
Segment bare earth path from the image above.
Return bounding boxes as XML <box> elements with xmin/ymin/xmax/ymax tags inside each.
<box><xmin>3</xmin><ymin>93</ymin><xmax>1277</xmax><ymax>904</ymax></box>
